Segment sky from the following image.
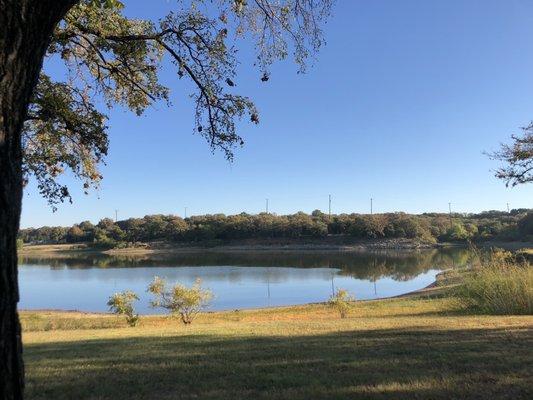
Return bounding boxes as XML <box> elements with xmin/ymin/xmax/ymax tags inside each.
<box><xmin>21</xmin><ymin>0</ymin><xmax>533</xmax><ymax>228</ymax></box>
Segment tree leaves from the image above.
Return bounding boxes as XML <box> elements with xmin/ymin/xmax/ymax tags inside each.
<box><xmin>23</xmin><ymin>74</ymin><xmax>108</xmax><ymax>208</ymax></box>
<box><xmin>26</xmin><ymin>0</ymin><xmax>333</xmax><ymax>206</ymax></box>
<box><xmin>489</xmin><ymin>124</ymin><xmax>533</xmax><ymax>187</ymax></box>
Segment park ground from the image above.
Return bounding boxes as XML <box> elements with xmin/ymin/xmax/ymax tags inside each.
<box><xmin>22</xmin><ymin>295</ymin><xmax>533</xmax><ymax>400</ymax></box>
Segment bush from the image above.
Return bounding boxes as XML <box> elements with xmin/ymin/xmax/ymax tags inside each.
<box><xmin>518</xmin><ymin>212</ymin><xmax>533</xmax><ymax>236</ymax></box>
<box><xmin>147</xmin><ymin>277</ymin><xmax>212</xmax><ymax>324</ymax></box>
<box><xmin>92</xmin><ymin>229</ymin><xmax>117</xmax><ymax>249</ymax></box>
<box><xmin>328</xmin><ymin>288</ymin><xmax>355</xmax><ymax>318</ymax></box>
<box><xmin>455</xmin><ymin>250</ymin><xmax>532</xmax><ymax>315</ymax></box>
<box><xmin>107</xmin><ymin>290</ymin><xmax>140</xmax><ymax>326</ymax></box>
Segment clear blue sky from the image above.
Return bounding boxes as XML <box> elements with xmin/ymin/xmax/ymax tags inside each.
<box><xmin>21</xmin><ymin>0</ymin><xmax>533</xmax><ymax>228</ymax></box>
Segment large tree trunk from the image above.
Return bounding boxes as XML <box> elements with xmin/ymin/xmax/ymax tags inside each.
<box><xmin>0</xmin><ymin>1</ymin><xmax>76</xmax><ymax>398</ymax></box>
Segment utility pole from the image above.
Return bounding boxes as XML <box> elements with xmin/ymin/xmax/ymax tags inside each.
<box><xmin>114</xmin><ymin>209</ymin><xmax>118</xmax><ymax>223</ymax></box>
<box><xmin>507</xmin><ymin>203</ymin><xmax>510</xmax><ymax>213</ymax></box>
<box><xmin>448</xmin><ymin>202</ymin><xmax>452</xmax><ymax>229</ymax></box>
<box><xmin>184</xmin><ymin>207</ymin><xmax>188</xmax><ymax>219</ymax></box>
<box><xmin>328</xmin><ymin>194</ymin><xmax>331</xmax><ymax>219</ymax></box>
<box><xmin>370</xmin><ymin>198</ymin><xmax>373</xmax><ymax>215</ymax></box>
<box><xmin>265</xmin><ymin>198</ymin><xmax>269</xmax><ymax>214</ymax></box>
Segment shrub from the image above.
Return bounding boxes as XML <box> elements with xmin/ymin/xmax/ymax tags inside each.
<box><xmin>455</xmin><ymin>250</ymin><xmax>533</xmax><ymax>315</ymax></box>
<box><xmin>147</xmin><ymin>277</ymin><xmax>212</xmax><ymax>324</ymax></box>
<box><xmin>518</xmin><ymin>212</ymin><xmax>533</xmax><ymax>236</ymax></box>
<box><xmin>107</xmin><ymin>290</ymin><xmax>140</xmax><ymax>326</ymax></box>
<box><xmin>328</xmin><ymin>288</ymin><xmax>355</xmax><ymax>318</ymax></box>
<box><xmin>92</xmin><ymin>229</ymin><xmax>117</xmax><ymax>249</ymax></box>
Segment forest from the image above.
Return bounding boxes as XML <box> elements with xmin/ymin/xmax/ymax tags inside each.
<box><xmin>19</xmin><ymin>209</ymin><xmax>533</xmax><ymax>248</ymax></box>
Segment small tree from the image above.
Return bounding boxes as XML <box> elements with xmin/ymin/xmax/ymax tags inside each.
<box><xmin>147</xmin><ymin>277</ymin><xmax>212</xmax><ymax>324</ymax></box>
<box><xmin>107</xmin><ymin>290</ymin><xmax>140</xmax><ymax>327</ymax></box>
<box><xmin>328</xmin><ymin>289</ymin><xmax>355</xmax><ymax>319</ymax></box>
<box><xmin>489</xmin><ymin>124</ymin><xmax>532</xmax><ymax>186</ymax></box>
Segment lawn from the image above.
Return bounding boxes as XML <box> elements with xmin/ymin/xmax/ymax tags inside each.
<box><xmin>22</xmin><ymin>297</ymin><xmax>533</xmax><ymax>399</ymax></box>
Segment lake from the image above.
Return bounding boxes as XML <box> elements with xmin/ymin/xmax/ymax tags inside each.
<box><xmin>18</xmin><ymin>248</ymin><xmax>472</xmax><ymax>313</ymax></box>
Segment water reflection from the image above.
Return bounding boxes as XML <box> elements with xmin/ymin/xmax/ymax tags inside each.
<box><xmin>18</xmin><ymin>248</ymin><xmax>473</xmax><ymax>312</ymax></box>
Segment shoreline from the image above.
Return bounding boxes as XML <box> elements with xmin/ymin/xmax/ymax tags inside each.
<box><xmin>19</xmin><ymin>239</ymin><xmax>437</xmax><ymax>256</ymax></box>
<box><xmin>19</xmin><ymin>269</ymin><xmax>449</xmax><ymax>316</ymax></box>
<box><xmin>19</xmin><ymin>239</ymin><xmax>533</xmax><ymax>257</ymax></box>
<box><xmin>17</xmin><ymin>243</ymin><xmax>529</xmax><ymax>315</ymax></box>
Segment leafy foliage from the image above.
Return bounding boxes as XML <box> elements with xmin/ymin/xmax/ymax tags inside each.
<box><xmin>518</xmin><ymin>213</ymin><xmax>533</xmax><ymax>236</ymax></box>
<box><xmin>24</xmin><ymin>0</ymin><xmax>334</xmax><ymax>207</ymax></box>
<box><xmin>328</xmin><ymin>288</ymin><xmax>355</xmax><ymax>318</ymax></box>
<box><xmin>147</xmin><ymin>277</ymin><xmax>212</xmax><ymax>324</ymax></box>
<box><xmin>18</xmin><ymin>209</ymin><xmax>533</xmax><ymax>246</ymax></box>
<box><xmin>23</xmin><ymin>74</ymin><xmax>108</xmax><ymax>208</ymax></box>
<box><xmin>107</xmin><ymin>290</ymin><xmax>140</xmax><ymax>326</ymax></box>
<box><xmin>490</xmin><ymin>123</ymin><xmax>533</xmax><ymax>186</ymax></box>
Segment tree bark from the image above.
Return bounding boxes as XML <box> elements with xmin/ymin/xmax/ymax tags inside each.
<box><xmin>0</xmin><ymin>1</ymin><xmax>77</xmax><ymax>398</ymax></box>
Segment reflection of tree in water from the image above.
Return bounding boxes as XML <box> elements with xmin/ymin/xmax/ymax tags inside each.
<box><xmin>19</xmin><ymin>248</ymin><xmax>476</xmax><ymax>282</ymax></box>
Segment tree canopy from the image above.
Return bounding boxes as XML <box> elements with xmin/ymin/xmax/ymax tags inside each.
<box><xmin>19</xmin><ymin>209</ymin><xmax>533</xmax><ymax>247</ymax></box>
<box><xmin>490</xmin><ymin>123</ymin><xmax>533</xmax><ymax>186</ymax></box>
<box><xmin>23</xmin><ymin>0</ymin><xmax>333</xmax><ymax>207</ymax></box>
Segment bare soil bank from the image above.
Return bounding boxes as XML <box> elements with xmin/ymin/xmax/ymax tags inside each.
<box><xmin>20</xmin><ymin>238</ymin><xmax>434</xmax><ymax>256</ymax></box>
<box><xmin>20</xmin><ymin>237</ymin><xmax>533</xmax><ymax>257</ymax></box>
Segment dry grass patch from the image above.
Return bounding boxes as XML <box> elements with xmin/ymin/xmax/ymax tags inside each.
<box><xmin>22</xmin><ymin>297</ymin><xmax>533</xmax><ymax>400</ymax></box>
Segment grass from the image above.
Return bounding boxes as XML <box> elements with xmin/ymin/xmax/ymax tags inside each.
<box><xmin>456</xmin><ymin>264</ymin><xmax>533</xmax><ymax>315</ymax></box>
<box><xmin>22</xmin><ymin>296</ymin><xmax>533</xmax><ymax>399</ymax></box>
<box><xmin>517</xmin><ymin>248</ymin><xmax>533</xmax><ymax>263</ymax></box>
<box><xmin>453</xmin><ymin>249</ymin><xmax>533</xmax><ymax>315</ymax></box>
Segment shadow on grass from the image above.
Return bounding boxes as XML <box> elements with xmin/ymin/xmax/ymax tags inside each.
<box><xmin>25</xmin><ymin>326</ymin><xmax>532</xmax><ymax>400</ymax></box>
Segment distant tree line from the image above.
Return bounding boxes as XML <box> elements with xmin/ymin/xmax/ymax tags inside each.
<box><xmin>19</xmin><ymin>209</ymin><xmax>533</xmax><ymax>248</ymax></box>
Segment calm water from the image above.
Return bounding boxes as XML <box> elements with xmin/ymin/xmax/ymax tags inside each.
<box><xmin>18</xmin><ymin>248</ymin><xmax>471</xmax><ymax>312</ymax></box>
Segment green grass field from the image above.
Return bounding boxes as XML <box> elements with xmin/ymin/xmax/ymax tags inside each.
<box><xmin>22</xmin><ymin>296</ymin><xmax>533</xmax><ymax>399</ymax></box>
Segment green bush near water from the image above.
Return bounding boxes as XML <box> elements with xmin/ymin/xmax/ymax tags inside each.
<box><xmin>107</xmin><ymin>291</ymin><xmax>140</xmax><ymax>327</ymax></box>
<box><xmin>455</xmin><ymin>250</ymin><xmax>533</xmax><ymax>315</ymax></box>
<box><xmin>328</xmin><ymin>288</ymin><xmax>355</xmax><ymax>318</ymax></box>
<box><xmin>147</xmin><ymin>277</ymin><xmax>213</xmax><ymax>324</ymax></box>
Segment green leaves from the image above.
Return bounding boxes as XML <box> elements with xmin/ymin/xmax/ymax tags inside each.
<box><xmin>107</xmin><ymin>290</ymin><xmax>140</xmax><ymax>326</ymax></box>
<box><xmin>28</xmin><ymin>0</ymin><xmax>333</xmax><ymax>207</ymax></box>
<box><xmin>23</xmin><ymin>74</ymin><xmax>108</xmax><ymax>208</ymax></box>
<box><xmin>328</xmin><ymin>289</ymin><xmax>355</xmax><ymax>319</ymax></box>
<box><xmin>147</xmin><ymin>277</ymin><xmax>212</xmax><ymax>324</ymax></box>
<box><xmin>490</xmin><ymin>124</ymin><xmax>533</xmax><ymax>186</ymax></box>
<box><xmin>89</xmin><ymin>0</ymin><xmax>124</xmax><ymax>10</ymax></box>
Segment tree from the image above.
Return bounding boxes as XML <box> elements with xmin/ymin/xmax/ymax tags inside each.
<box><xmin>107</xmin><ymin>290</ymin><xmax>140</xmax><ymax>327</ymax></box>
<box><xmin>165</xmin><ymin>217</ymin><xmax>188</xmax><ymax>241</ymax></box>
<box><xmin>0</xmin><ymin>1</ymin><xmax>333</xmax><ymax>397</ymax></box>
<box><xmin>490</xmin><ymin>123</ymin><xmax>533</xmax><ymax>186</ymax></box>
<box><xmin>447</xmin><ymin>222</ymin><xmax>469</xmax><ymax>241</ymax></box>
<box><xmin>97</xmin><ymin>217</ymin><xmax>115</xmax><ymax>230</ymax></box>
<box><xmin>66</xmin><ymin>225</ymin><xmax>84</xmax><ymax>243</ymax></box>
<box><xmin>517</xmin><ymin>213</ymin><xmax>533</xmax><ymax>236</ymax></box>
<box><xmin>328</xmin><ymin>288</ymin><xmax>355</xmax><ymax>319</ymax></box>
<box><xmin>147</xmin><ymin>276</ymin><xmax>212</xmax><ymax>324</ymax></box>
